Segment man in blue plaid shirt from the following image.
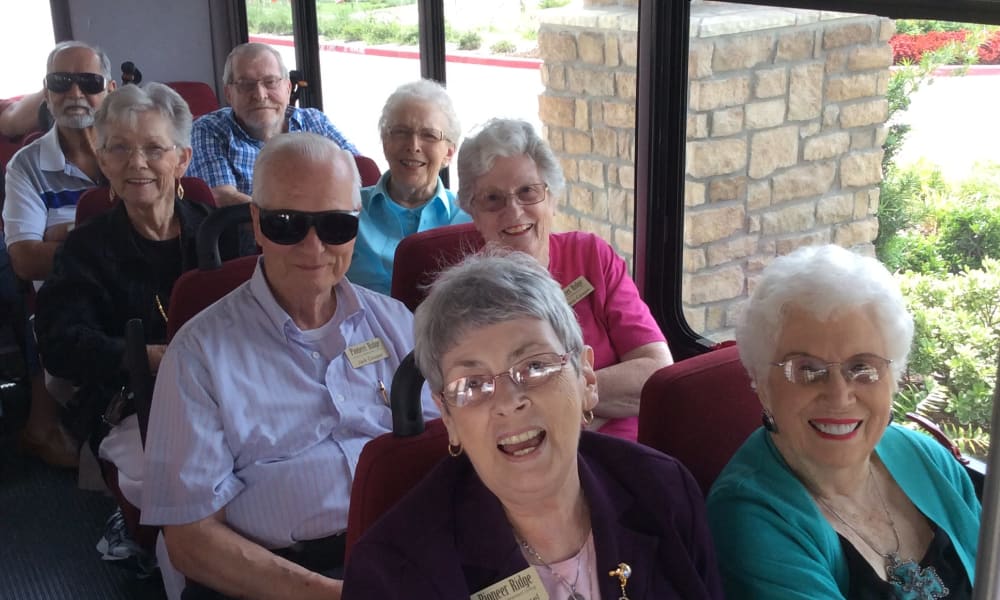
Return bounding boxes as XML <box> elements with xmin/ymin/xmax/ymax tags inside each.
<box><xmin>188</xmin><ymin>43</ymin><xmax>358</xmax><ymax>206</ymax></box>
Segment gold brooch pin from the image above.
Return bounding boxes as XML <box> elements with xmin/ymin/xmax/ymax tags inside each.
<box><xmin>609</xmin><ymin>562</ymin><xmax>632</xmax><ymax>599</ymax></box>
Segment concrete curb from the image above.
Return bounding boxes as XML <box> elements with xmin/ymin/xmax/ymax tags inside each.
<box><xmin>250</xmin><ymin>34</ymin><xmax>542</xmax><ymax>70</ymax></box>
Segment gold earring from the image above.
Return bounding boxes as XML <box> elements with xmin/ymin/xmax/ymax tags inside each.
<box><xmin>108</xmin><ymin>186</ymin><xmax>116</xmax><ymax>203</ymax></box>
<box><xmin>176</xmin><ymin>180</ymin><xmax>185</xmax><ymax>200</ymax></box>
<box><xmin>447</xmin><ymin>442</ymin><xmax>463</xmax><ymax>457</ymax></box>
<box><xmin>582</xmin><ymin>410</ymin><xmax>595</xmax><ymax>425</ymax></box>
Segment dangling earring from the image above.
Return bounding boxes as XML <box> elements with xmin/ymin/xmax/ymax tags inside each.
<box><xmin>176</xmin><ymin>180</ymin><xmax>185</xmax><ymax>200</ymax></box>
<box><xmin>448</xmin><ymin>442</ymin><xmax>463</xmax><ymax>457</ymax></box>
<box><xmin>582</xmin><ymin>410</ymin><xmax>595</xmax><ymax>426</ymax></box>
<box><xmin>761</xmin><ymin>408</ymin><xmax>779</xmax><ymax>433</ymax></box>
<box><xmin>108</xmin><ymin>186</ymin><xmax>116</xmax><ymax>203</ymax></box>
<box><xmin>888</xmin><ymin>410</ymin><xmax>895</xmax><ymax>425</ymax></box>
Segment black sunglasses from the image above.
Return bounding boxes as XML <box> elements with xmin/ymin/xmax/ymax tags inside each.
<box><xmin>257</xmin><ymin>208</ymin><xmax>360</xmax><ymax>246</ymax></box>
<box><xmin>45</xmin><ymin>72</ymin><xmax>107</xmax><ymax>95</ymax></box>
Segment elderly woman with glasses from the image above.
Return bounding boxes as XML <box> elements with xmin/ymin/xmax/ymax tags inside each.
<box><xmin>707</xmin><ymin>244</ymin><xmax>981</xmax><ymax>599</ymax></box>
<box><xmin>343</xmin><ymin>251</ymin><xmax>723</xmax><ymax>599</ymax></box>
<box><xmin>345</xmin><ymin>79</ymin><xmax>470</xmax><ymax>294</ymax></box>
<box><xmin>456</xmin><ymin>118</ymin><xmax>671</xmax><ymax>441</ymax></box>
<box><xmin>35</xmin><ymin>82</ymin><xmax>245</xmax><ymax>464</ymax></box>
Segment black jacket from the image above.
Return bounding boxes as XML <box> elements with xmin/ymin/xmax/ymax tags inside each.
<box><xmin>34</xmin><ymin>198</ymin><xmax>242</xmax><ymax>445</ymax></box>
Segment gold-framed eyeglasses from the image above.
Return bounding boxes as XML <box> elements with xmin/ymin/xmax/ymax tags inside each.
<box><xmin>771</xmin><ymin>353</ymin><xmax>892</xmax><ymax>386</ymax></box>
<box><xmin>441</xmin><ymin>352</ymin><xmax>569</xmax><ymax>408</ymax></box>
<box><xmin>228</xmin><ymin>76</ymin><xmax>284</xmax><ymax>94</ymax></box>
<box><xmin>101</xmin><ymin>144</ymin><xmax>178</xmax><ymax>163</ymax></box>
<box><xmin>386</xmin><ymin>125</ymin><xmax>447</xmax><ymax>144</ymax></box>
<box><xmin>473</xmin><ymin>182</ymin><xmax>548</xmax><ymax>213</ymax></box>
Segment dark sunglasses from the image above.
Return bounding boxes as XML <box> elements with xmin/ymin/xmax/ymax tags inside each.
<box><xmin>257</xmin><ymin>208</ymin><xmax>360</xmax><ymax>246</ymax></box>
<box><xmin>45</xmin><ymin>72</ymin><xmax>107</xmax><ymax>95</ymax></box>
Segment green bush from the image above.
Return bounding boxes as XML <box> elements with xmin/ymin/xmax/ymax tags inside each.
<box><xmin>897</xmin><ymin>260</ymin><xmax>1000</xmax><ymax>455</ymax></box>
<box><xmin>490</xmin><ymin>40</ymin><xmax>517</xmax><ymax>54</ymax></box>
<box><xmin>458</xmin><ymin>31</ymin><xmax>482</xmax><ymax>51</ymax></box>
<box><xmin>539</xmin><ymin>0</ymin><xmax>572</xmax><ymax>8</ymax></box>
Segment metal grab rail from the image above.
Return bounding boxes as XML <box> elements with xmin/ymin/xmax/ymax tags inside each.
<box><xmin>974</xmin><ymin>351</ymin><xmax>1000</xmax><ymax>599</ymax></box>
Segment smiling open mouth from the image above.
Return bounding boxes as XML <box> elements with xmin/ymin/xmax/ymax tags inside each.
<box><xmin>497</xmin><ymin>429</ymin><xmax>546</xmax><ymax>456</ymax></box>
<box><xmin>809</xmin><ymin>420</ymin><xmax>862</xmax><ymax>437</ymax></box>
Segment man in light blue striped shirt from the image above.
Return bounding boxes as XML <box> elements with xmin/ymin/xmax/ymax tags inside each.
<box><xmin>142</xmin><ymin>133</ymin><xmax>434</xmax><ymax>600</ymax></box>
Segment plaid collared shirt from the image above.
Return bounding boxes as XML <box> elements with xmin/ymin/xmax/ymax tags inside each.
<box><xmin>187</xmin><ymin>106</ymin><xmax>358</xmax><ymax>195</ymax></box>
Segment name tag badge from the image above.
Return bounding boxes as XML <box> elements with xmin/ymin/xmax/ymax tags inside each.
<box><xmin>345</xmin><ymin>337</ymin><xmax>390</xmax><ymax>369</ymax></box>
<box><xmin>563</xmin><ymin>276</ymin><xmax>595</xmax><ymax>307</ymax></box>
<box><xmin>471</xmin><ymin>566</ymin><xmax>549</xmax><ymax>600</ymax></box>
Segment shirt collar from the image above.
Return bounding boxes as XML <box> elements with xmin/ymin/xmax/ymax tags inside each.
<box><xmin>249</xmin><ymin>257</ymin><xmax>366</xmax><ymax>340</ymax></box>
<box><xmin>38</xmin><ymin>126</ymin><xmax>67</xmax><ymax>172</ymax></box>
<box><xmin>366</xmin><ymin>171</ymin><xmax>453</xmax><ymax>217</ymax></box>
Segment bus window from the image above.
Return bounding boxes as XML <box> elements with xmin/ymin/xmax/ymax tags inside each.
<box><xmin>443</xmin><ymin>0</ymin><xmax>640</xmax><ymax>267</ymax></box>
<box><xmin>0</xmin><ymin>1</ymin><xmax>55</xmax><ymax>98</ymax></box>
<box><xmin>681</xmin><ymin>2</ymin><xmax>999</xmax><ymax>460</ymax></box>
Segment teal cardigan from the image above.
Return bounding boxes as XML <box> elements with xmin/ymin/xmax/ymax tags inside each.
<box><xmin>706</xmin><ymin>424</ymin><xmax>981</xmax><ymax>599</ymax></box>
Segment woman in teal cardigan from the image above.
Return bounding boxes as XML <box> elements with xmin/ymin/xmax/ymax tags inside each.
<box><xmin>708</xmin><ymin>244</ymin><xmax>980</xmax><ymax>599</ymax></box>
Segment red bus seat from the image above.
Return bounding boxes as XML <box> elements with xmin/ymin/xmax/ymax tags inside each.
<box><xmin>345</xmin><ymin>418</ymin><xmax>449</xmax><ymax>561</ymax></box>
<box><xmin>390</xmin><ymin>222</ymin><xmax>483</xmax><ymax>311</ymax></box>
<box><xmin>166</xmin><ymin>81</ymin><xmax>220</xmax><ymax>118</ymax></box>
<box><xmin>637</xmin><ymin>343</ymin><xmax>761</xmax><ymax>497</ymax></box>
<box><xmin>354</xmin><ymin>154</ymin><xmax>381</xmax><ymax>187</ymax></box>
<box><xmin>75</xmin><ymin>176</ymin><xmax>215</xmax><ymax>226</ymax></box>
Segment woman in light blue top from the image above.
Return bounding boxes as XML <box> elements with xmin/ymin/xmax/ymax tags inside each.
<box><xmin>346</xmin><ymin>79</ymin><xmax>470</xmax><ymax>294</ymax></box>
<box><xmin>707</xmin><ymin>244</ymin><xmax>980</xmax><ymax>599</ymax></box>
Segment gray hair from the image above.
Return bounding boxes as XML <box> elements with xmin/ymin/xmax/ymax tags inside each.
<box><xmin>94</xmin><ymin>82</ymin><xmax>193</xmax><ymax>148</ymax></box>
<box><xmin>47</xmin><ymin>41</ymin><xmax>113</xmax><ymax>81</ymax></box>
<box><xmin>378</xmin><ymin>79</ymin><xmax>461</xmax><ymax>144</ymax></box>
<box><xmin>456</xmin><ymin>118</ymin><xmax>565</xmax><ymax>212</ymax></box>
<box><xmin>252</xmin><ymin>132</ymin><xmax>361</xmax><ymax>209</ymax></box>
<box><xmin>736</xmin><ymin>244</ymin><xmax>913</xmax><ymax>390</ymax></box>
<box><xmin>414</xmin><ymin>249</ymin><xmax>584</xmax><ymax>392</ymax></box>
<box><xmin>223</xmin><ymin>42</ymin><xmax>289</xmax><ymax>84</ymax></box>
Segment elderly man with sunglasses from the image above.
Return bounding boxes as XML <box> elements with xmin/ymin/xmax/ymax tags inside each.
<box><xmin>141</xmin><ymin>132</ymin><xmax>436</xmax><ymax>600</ymax></box>
<box><xmin>2</xmin><ymin>40</ymin><xmax>116</xmax><ymax>468</ymax></box>
<box><xmin>4</xmin><ymin>41</ymin><xmax>116</xmax><ymax>283</ymax></box>
<box><xmin>187</xmin><ymin>43</ymin><xmax>358</xmax><ymax>208</ymax></box>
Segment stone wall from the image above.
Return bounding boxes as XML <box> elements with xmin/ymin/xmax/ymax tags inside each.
<box><xmin>538</xmin><ymin>3</ymin><xmax>893</xmax><ymax>341</ymax></box>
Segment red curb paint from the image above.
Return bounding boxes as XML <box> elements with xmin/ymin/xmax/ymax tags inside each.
<box><xmin>250</xmin><ymin>34</ymin><xmax>542</xmax><ymax>70</ymax></box>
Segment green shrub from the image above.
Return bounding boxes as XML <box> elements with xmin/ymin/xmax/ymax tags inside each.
<box><xmin>897</xmin><ymin>260</ymin><xmax>1000</xmax><ymax>455</ymax></box>
<box><xmin>458</xmin><ymin>31</ymin><xmax>482</xmax><ymax>51</ymax></box>
<box><xmin>490</xmin><ymin>40</ymin><xmax>517</xmax><ymax>54</ymax></box>
<box><xmin>540</xmin><ymin>0</ymin><xmax>572</xmax><ymax>8</ymax></box>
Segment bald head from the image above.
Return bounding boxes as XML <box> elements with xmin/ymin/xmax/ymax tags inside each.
<box><xmin>252</xmin><ymin>132</ymin><xmax>361</xmax><ymax>210</ymax></box>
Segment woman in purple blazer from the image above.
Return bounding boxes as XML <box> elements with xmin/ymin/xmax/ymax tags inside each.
<box><xmin>342</xmin><ymin>251</ymin><xmax>723</xmax><ymax>599</ymax></box>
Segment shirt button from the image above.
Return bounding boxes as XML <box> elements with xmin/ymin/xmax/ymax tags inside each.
<box><xmin>312</xmin><ymin>351</ymin><xmax>320</xmax><ymax>359</ymax></box>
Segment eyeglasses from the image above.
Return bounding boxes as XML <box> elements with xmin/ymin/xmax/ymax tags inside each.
<box><xmin>441</xmin><ymin>352</ymin><xmax>568</xmax><ymax>408</ymax></box>
<box><xmin>101</xmin><ymin>144</ymin><xmax>178</xmax><ymax>163</ymax></box>
<box><xmin>473</xmin><ymin>183</ymin><xmax>548</xmax><ymax>213</ymax></box>
<box><xmin>257</xmin><ymin>208</ymin><xmax>360</xmax><ymax>246</ymax></box>
<box><xmin>45</xmin><ymin>72</ymin><xmax>106</xmax><ymax>95</ymax></box>
<box><xmin>228</xmin><ymin>77</ymin><xmax>285</xmax><ymax>94</ymax></box>
<box><xmin>772</xmin><ymin>353</ymin><xmax>892</xmax><ymax>386</ymax></box>
<box><xmin>386</xmin><ymin>126</ymin><xmax>448</xmax><ymax>144</ymax></box>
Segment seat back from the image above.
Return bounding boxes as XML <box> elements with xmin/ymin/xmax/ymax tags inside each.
<box><xmin>637</xmin><ymin>343</ymin><xmax>761</xmax><ymax>496</ymax></box>
<box><xmin>166</xmin><ymin>254</ymin><xmax>257</xmax><ymax>340</ymax></box>
<box><xmin>166</xmin><ymin>81</ymin><xmax>220</xmax><ymax>118</ymax></box>
<box><xmin>354</xmin><ymin>154</ymin><xmax>381</xmax><ymax>187</ymax></box>
<box><xmin>75</xmin><ymin>176</ymin><xmax>216</xmax><ymax>226</ymax></box>
<box><xmin>195</xmin><ymin>203</ymin><xmax>250</xmax><ymax>270</ymax></box>
<box><xmin>345</xmin><ymin>418</ymin><xmax>449</xmax><ymax>561</ymax></box>
<box><xmin>390</xmin><ymin>222</ymin><xmax>484</xmax><ymax>311</ymax></box>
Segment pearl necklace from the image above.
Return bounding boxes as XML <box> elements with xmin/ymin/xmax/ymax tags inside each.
<box><xmin>516</xmin><ymin>535</ymin><xmax>587</xmax><ymax>600</ymax></box>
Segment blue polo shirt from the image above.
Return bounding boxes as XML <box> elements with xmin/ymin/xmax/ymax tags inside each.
<box><xmin>347</xmin><ymin>171</ymin><xmax>471</xmax><ymax>295</ymax></box>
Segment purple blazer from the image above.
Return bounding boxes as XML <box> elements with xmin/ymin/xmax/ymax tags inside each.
<box><xmin>343</xmin><ymin>431</ymin><xmax>725</xmax><ymax>599</ymax></box>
